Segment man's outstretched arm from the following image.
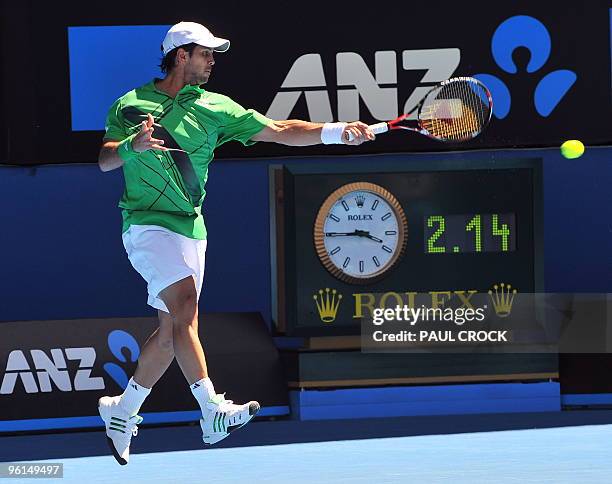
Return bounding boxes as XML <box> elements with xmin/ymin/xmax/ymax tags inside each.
<box><xmin>250</xmin><ymin>120</ymin><xmax>375</xmax><ymax>146</ymax></box>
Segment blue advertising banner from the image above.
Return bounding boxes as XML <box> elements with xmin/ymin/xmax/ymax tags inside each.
<box><xmin>1</xmin><ymin>1</ymin><xmax>610</xmax><ymax>164</ymax></box>
<box><xmin>0</xmin><ymin>314</ymin><xmax>289</xmax><ymax>431</ymax></box>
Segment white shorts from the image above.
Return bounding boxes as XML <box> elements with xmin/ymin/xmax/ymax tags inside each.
<box><xmin>122</xmin><ymin>224</ymin><xmax>207</xmax><ymax>313</ymax></box>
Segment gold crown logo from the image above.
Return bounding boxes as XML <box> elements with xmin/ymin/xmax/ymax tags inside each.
<box><xmin>313</xmin><ymin>288</ymin><xmax>343</xmax><ymax>323</ymax></box>
<box><xmin>488</xmin><ymin>283</ymin><xmax>517</xmax><ymax>318</ymax></box>
<box><xmin>355</xmin><ymin>195</ymin><xmax>366</xmax><ymax>208</ymax></box>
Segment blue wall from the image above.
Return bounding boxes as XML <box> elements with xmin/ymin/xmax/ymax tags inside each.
<box><xmin>1</xmin><ymin>147</ymin><xmax>611</xmax><ymax>323</ymax></box>
<box><xmin>68</xmin><ymin>25</ymin><xmax>169</xmax><ymax>131</ymax></box>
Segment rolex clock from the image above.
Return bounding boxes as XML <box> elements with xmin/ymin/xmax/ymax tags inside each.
<box><xmin>313</xmin><ymin>182</ymin><xmax>408</xmax><ymax>284</ymax></box>
<box><xmin>270</xmin><ymin>158</ymin><xmax>542</xmax><ymax>337</ymax></box>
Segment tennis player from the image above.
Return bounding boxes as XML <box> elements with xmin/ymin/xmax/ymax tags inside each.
<box><xmin>97</xmin><ymin>21</ymin><xmax>374</xmax><ymax>465</ymax></box>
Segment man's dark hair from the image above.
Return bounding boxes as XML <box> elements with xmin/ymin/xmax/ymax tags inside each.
<box><xmin>159</xmin><ymin>43</ymin><xmax>199</xmax><ymax>74</ymax></box>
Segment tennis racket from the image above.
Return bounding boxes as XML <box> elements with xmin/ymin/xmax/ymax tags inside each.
<box><xmin>347</xmin><ymin>77</ymin><xmax>492</xmax><ymax>142</ymax></box>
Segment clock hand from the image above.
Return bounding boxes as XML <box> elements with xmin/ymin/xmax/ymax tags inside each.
<box><xmin>325</xmin><ymin>230</ymin><xmax>384</xmax><ymax>243</ymax></box>
<box><xmin>354</xmin><ymin>230</ymin><xmax>383</xmax><ymax>243</ymax></box>
<box><xmin>324</xmin><ymin>231</ymin><xmax>360</xmax><ymax>237</ymax></box>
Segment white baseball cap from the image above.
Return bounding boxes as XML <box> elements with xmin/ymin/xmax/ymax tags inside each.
<box><xmin>161</xmin><ymin>21</ymin><xmax>230</xmax><ymax>55</ymax></box>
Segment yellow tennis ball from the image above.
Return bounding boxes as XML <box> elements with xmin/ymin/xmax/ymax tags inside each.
<box><xmin>560</xmin><ymin>140</ymin><xmax>585</xmax><ymax>159</ymax></box>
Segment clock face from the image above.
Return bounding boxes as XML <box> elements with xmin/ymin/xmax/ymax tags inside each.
<box><xmin>314</xmin><ymin>182</ymin><xmax>408</xmax><ymax>284</ymax></box>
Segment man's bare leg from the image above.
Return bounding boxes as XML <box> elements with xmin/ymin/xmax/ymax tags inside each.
<box><xmin>158</xmin><ymin>276</ymin><xmax>209</xmax><ymax>384</ymax></box>
<box><xmin>110</xmin><ymin>309</ymin><xmax>175</xmax><ymax>421</ymax></box>
<box><xmin>132</xmin><ymin>310</ymin><xmax>175</xmax><ymax>388</ymax></box>
<box><xmin>158</xmin><ymin>275</ymin><xmax>260</xmax><ymax>445</ymax></box>
<box><xmin>98</xmin><ymin>311</ymin><xmax>176</xmax><ymax>466</ymax></box>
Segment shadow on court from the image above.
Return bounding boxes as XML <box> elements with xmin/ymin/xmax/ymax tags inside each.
<box><xmin>2</xmin><ymin>410</ymin><xmax>612</xmax><ymax>462</ymax></box>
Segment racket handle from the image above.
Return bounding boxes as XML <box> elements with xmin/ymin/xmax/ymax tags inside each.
<box><xmin>346</xmin><ymin>122</ymin><xmax>389</xmax><ymax>141</ymax></box>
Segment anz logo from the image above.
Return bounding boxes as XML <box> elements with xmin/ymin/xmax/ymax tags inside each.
<box><xmin>474</xmin><ymin>15</ymin><xmax>576</xmax><ymax>119</ymax></box>
<box><xmin>102</xmin><ymin>330</ymin><xmax>140</xmax><ymax>389</ymax></box>
<box><xmin>267</xmin><ymin>15</ymin><xmax>576</xmax><ymax>123</ymax></box>
<box><xmin>0</xmin><ymin>330</ymin><xmax>139</xmax><ymax>394</ymax></box>
<box><xmin>266</xmin><ymin>49</ymin><xmax>461</xmax><ymax>122</ymax></box>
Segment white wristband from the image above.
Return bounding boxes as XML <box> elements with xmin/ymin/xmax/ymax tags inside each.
<box><xmin>321</xmin><ymin>122</ymin><xmax>348</xmax><ymax>145</ymax></box>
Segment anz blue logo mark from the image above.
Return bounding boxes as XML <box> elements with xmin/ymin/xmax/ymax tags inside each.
<box><xmin>103</xmin><ymin>330</ymin><xmax>140</xmax><ymax>389</ymax></box>
<box><xmin>474</xmin><ymin>15</ymin><xmax>577</xmax><ymax>119</ymax></box>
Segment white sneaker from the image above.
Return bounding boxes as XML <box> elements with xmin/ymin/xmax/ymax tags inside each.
<box><xmin>98</xmin><ymin>396</ymin><xmax>143</xmax><ymax>465</ymax></box>
<box><xmin>199</xmin><ymin>393</ymin><xmax>260</xmax><ymax>445</ymax></box>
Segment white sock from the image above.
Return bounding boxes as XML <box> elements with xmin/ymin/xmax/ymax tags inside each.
<box><xmin>190</xmin><ymin>377</ymin><xmax>216</xmax><ymax>413</ymax></box>
<box><xmin>119</xmin><ymin>378</ymin><xmax>151</xmax><ymax>416</ymax></box>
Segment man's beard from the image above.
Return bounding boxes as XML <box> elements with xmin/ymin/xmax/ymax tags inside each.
<box><xmin>187</xmin><ymin>70</ymin><xmax>209</xmax><ymax>85</ymax></box>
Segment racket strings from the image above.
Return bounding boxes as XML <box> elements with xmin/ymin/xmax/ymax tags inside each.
<box><xmin>420</xmin><ymin>80</ymin><xmax>491</xmax><ymax>141</ymax></box>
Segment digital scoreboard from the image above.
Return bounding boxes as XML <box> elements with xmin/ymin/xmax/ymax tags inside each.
<box><xmin>424</xmin><ymin>213</ymin><xmax>516</xmax><ymax>254</ymax></box>
<box><xmin>271</xmin><ymin>157</ymin><xmax>542</xmax><ymax>337</ymax></box>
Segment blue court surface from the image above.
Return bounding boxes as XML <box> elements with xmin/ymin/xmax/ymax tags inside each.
<box><xmin>3</xmin><ymin>412</ymin><xmax>612</xmax><ymax>483</ymax></box>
